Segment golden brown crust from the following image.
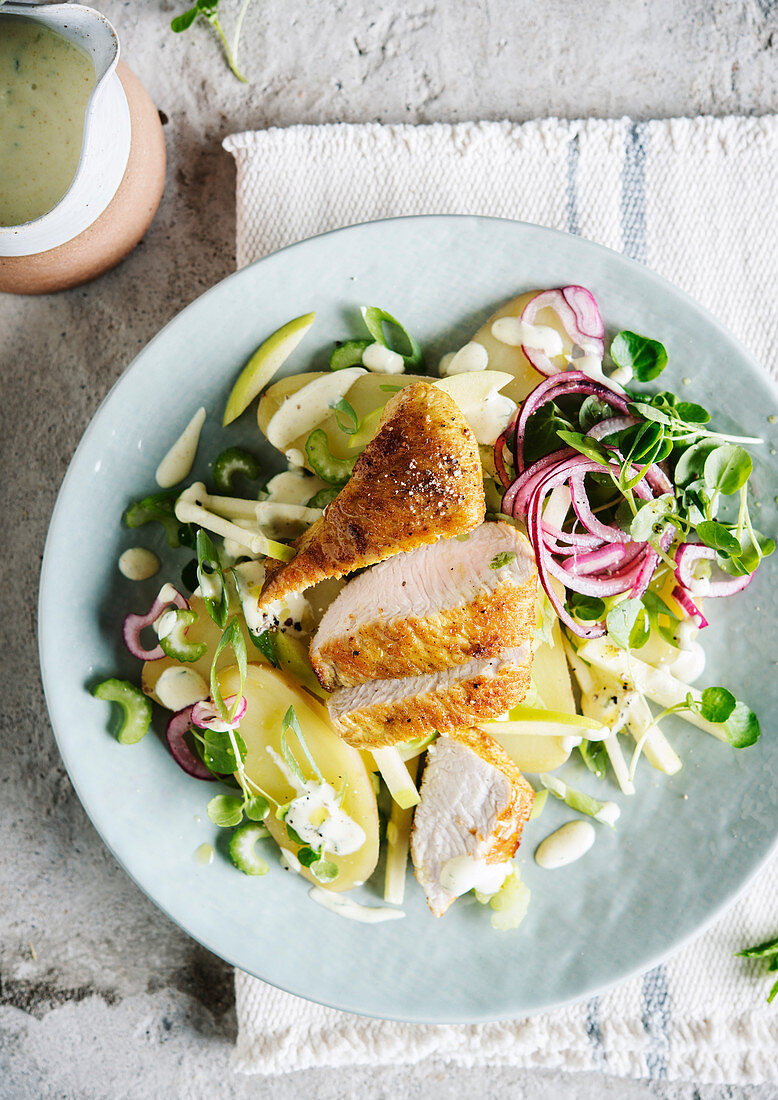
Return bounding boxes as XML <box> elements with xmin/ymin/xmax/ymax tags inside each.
<box><xmin>259</xmin><ymin>384</ymin><xmax>485</xmax><ymax>608</ymax></box>
<box><xmin>312</xmin><ymin>575</ymin><xmax>537</xmax><ymax>691</ymax></box>
<box><xmin>331</xmin><ymin>663</ymin><xmax>532</xmax><ymax>748</ymax></box>
<box><xmin>446</xmin><ymin>727</ymin><xmax>535</xmax><ymax>863</ymax></box>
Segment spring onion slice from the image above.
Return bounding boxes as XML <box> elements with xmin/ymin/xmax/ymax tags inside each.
<box><xmin>330</xmin><ymin>339</ymin><xmax>372</xmax><ymax>371</ymax></box>
<box><xmin>361</xmin><ymin>306</ymin><xmax>424</xmax><ymax>368</ymax></box>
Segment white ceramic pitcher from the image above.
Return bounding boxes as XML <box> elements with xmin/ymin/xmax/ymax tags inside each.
<box><xmin>0</xmin><ymin>2</ymin><xmax>131</xmax><ymax>257</ymax></box>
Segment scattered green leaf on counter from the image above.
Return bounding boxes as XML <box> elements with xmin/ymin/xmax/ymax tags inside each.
<box><xmin>738</xmin><ymin>936</ymin><xmax>778</xmax><ymax>959</ymax></box>
<box><xmin>611</xmin><ymin>330</ymin><xmax>668</xmax><ymax>382</ymax></box>
<box><xmin>171</xmin><ymin>0</ymin><xmax>252</xmax><ymax>84</ymax></box>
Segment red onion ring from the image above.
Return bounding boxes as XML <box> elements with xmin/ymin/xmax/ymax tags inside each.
<box><xmin>123</xmin><ymin>584</ymin><xmax>189</xmax><ymax>661</ymax></box>
<box><xmin>671</xmin><ymin>584</ymin><xmax>709</xmax><ymax>629</ymax></box>
<box><xmin>166</xmin><ymin>707</ymin><xmax>216</xmax><ymax>780</ymax></box>
<box><xmin>520</xmin><ymin>287</ymin><xmax>605</xmax><ymax>377</ymax></box>
<box><xmin>191</xmin><ymin>694</ymin><xmax>248</xmax><ymax>731</ymax></box>
<box><xmin>674</xmin><ymin>543</ymin><xmax>753</xmax><ymax>598</ymax></box>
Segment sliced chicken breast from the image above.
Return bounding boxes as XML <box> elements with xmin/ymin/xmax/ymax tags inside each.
<box><xmin>257</xmin><ymin>383</ymin><xmax>485</xmax><ymax>614</ymax></box>
<box><xmin>310</xmin><ymin>521</ymin><xmax>537</xmax><ymax>691</ymax></box>
<box><xmin>411</xmin><ymin>727</ymin><xmax>535</xmax><ymax>917</ymax></box>
<box><xmin>328</xmin><ymin>646</ymin><xmax>532</xmax><ymax>748</ymax></box>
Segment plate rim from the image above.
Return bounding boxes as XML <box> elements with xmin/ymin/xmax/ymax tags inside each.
<box><xmin>38</xmin><ymin>213</ymin><xmax>778</xmax><ymax>1023</ymax></box>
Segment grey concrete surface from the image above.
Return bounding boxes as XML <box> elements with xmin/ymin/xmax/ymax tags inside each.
<box><xmin>3</xmin><ymin>0</ymin><xmax>778</xmax><ymax>1096</ymax></box>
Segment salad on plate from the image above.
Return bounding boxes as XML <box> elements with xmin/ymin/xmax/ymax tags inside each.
<box><xmin>93</xmin><ymin>286</ymin><xmax>773</xmax><ymax>929</ymax></box>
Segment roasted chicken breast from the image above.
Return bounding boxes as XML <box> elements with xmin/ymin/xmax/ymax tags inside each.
<box><xmin>328</xmin><ymin>647</ymin><xmax>532</xmax><ymax>748</ymax></box>
<box><xmin>411</xmin><ymin>727</ymin><xmax>535</xmax><ymax>917</ymax></box>
<box><xmin>310</xmin><ymin>521</ymin><xmax>537</xmax><ymax>691</ymax></box>
<box><xmin>257</xmin><ymin>383</ymin><xmax>485</xmax><ymax>613</ymax></box>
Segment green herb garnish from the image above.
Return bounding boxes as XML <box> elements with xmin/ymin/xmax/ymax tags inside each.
<box><xmin>489</xmin><ymin>551</ymin><xmax>517</xmax><ymax>570</ymax></box>
<box><xmin>736</xmin><ymin>935</ymin><xmax>778</xmax><ymax>1004</ymax></box>
<box><xmin>171</xmin><ymin>0</ymin><xmax>252</xmax><ymax>83</ymax></box>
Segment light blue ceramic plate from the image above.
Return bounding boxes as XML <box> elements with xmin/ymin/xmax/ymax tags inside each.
<box><xmin>39</xmin><ymin>216</ymin><xmax>778</xmax><ymax>1023</ymax></box>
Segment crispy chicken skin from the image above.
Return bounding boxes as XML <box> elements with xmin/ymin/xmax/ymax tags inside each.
<box><xmin>411</xmin><ymin>727</ymin><xmax>535</xmax><ymax>917</ymax></box>
<box><xmin>258</xmin><ymin>383</ymin><xmax>485</xmax><ymax>610</ymax></box>
<box><xmin>328</xmin><ymin>648</ymin><xmax>532</xmax><ymax>748</ymax></box>
<box><xmin>310</xmin><ymin>522</ymin><xmax>537</xmax><ymax>692</ymax></box>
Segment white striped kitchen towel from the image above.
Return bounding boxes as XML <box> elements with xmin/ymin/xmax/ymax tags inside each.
<box><xmin>224</xmin><ymin>119</ymin><xmax>778</xmax><ymax>1082</ymax></box>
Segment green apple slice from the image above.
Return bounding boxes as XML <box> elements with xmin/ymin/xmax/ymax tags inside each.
<box><xmin>223</xmin><ymin>312</ymin><xmax>316</xmax><ymax>426</ymax></box>
<box><xmin>486</xmin><ymin>706</ymin><xmax>607</xmax><ymax>739</ymax></box>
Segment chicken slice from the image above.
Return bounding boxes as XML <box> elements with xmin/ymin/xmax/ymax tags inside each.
<box><xmin>310</xmin><ymin>521</ymin><xmax>537</xmax><ymax>691</ymax></box>
<box><xmin>328</xmin><ymin>646</ymin><xmax>532</xmax><ymax>748</ymax></box>
<box><xmin>410</xmin><ymin>727</ymin><xmax>535</xmax><ymax>918</ymax></box>
<box><xmin>257</xmin><ymin>383</ymin><xmax>485</xmax><ymax>614</ymax></box>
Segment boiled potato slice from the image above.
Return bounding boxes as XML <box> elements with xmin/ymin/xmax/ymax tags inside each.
<box><xmin>142</xmin><ymin>595</ymin><xmax>257</xmax><ymax>705</ymax></box>
<box><xmin>257</xmin><ymin>371</ymin><xmax>427</xmax><ymax>465</ymax></box>
<box><xmin>219</xmin><ymin>663</ymin><xmax>379</xmax><ymax>892</ymax></box>
<box><xmin>470</xmin><ymin>291</ymin><xmax>572</xmax><ymax>404</ymax></box>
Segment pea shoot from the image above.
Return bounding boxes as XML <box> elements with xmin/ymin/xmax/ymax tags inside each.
<box><xmin>171</xmin><ymin>0</ymin><xmax>253</xmax><ymax>83</ymax></box>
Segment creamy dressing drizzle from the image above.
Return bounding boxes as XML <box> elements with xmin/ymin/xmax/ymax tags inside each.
<box><xmin>265</xmin><ymin>469</ymin><xmax>325</xmax><ymax>507</ymax></box>
<box><xmin>491</xmin><ymin>317</ymin><xmax>564</xmax><ymax>356</ymax></box>
<box><xmin>308</xmin><ymin>886</ymin><xmax>405</xmax><ymax>923</ymax></box>
<box><xmin>266</xmin><ymin>367</ymin><xmax>366</xmax><ymax>452</ymax></box>
<box><xmin>362</xmin><ymin>343</ymin><xmax>405</xmax><ymax>374</ymax></box>
<box><xmin>440</xmin><ymin>854</ymin><xmax>512</xmax><ymax>898</ymax></box>
<box><xmin>155</xmin><ymin>407</ymin><xmax>206</xmax><ymax>488</ymax></box>
<box><xmin>465</xmin><ymin>389</ymin><xmax>517</xmax><ymax>446</ymax></box>
<box><xmin>266</xmin><ymin>747</ymin><xmax>366</xmax><ymax>856</ymax></box>
<box><xmin>118</xmin><ymin>547</ymin><xmax>160</xmax><ymax>581</ymax></box>
<box><xmin>535</xmin><ymin>821</ymin><xmax>595</xmax><ymax>869</ymax></box>
<box><xmin>154</xmin><ymin>667</ymin><xmax>209</xmax><ymax>711</ymax></box>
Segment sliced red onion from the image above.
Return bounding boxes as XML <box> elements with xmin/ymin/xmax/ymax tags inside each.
<box><xmin>512</xmin><ymin>371</ymin><xmax>630</xmax><ymax>472</ymax></box>
<box><xmin>671</xmin><ymin>584</ymin><xmax>710</xmax><ymax>629</ymax></box>
<box><xmin>586</xmin><ymin>416</ymin><xmax>637</xmax><ymax>441</ymax></box>
<box><xmin>166</xmin><ymin>707</ymin><xmax>215</xmax><ymax>781</ymax></box>
<box><xmin>520</xmin><ymin>287</ymin><xmax>605</xmax><ymax>377</ymax></box>
<box><xmin>494</xmin><ymin>429</ymin><xmax>514</xmax><ymax>490</ymax></box>
<box><xmin>191</xmin><ymin>694</ymin><xmax>248</xmax><ymax>732</ymax></box>
<box><xmin>674</xmin><ymin>543</ymin><xmax>753</xmax><ymax>598</ymax></box>
<box><xmin>123</xmin><ymin>583</ymin><xmax>189</xmax><ymax>661</ymax></box>
<box><xmin>561</xmin><ymin>541</ymin><xmax>640</xmax><ymax>575</ymax></box>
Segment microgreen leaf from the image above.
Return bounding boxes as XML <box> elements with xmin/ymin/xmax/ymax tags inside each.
<box><xmin>695</xmin><ymin>520</ymin><xmax>741</xmax><ymax>555</ymax></box>
<box><xmin>196</xmin><ymin>528</ymin><xmax>228</xmax><ymax>628</ymax></box>
<box><xmin>522</xmin><ymin>403</ymin><xmax>573</xmax><ymax>465</ymax></box>
<box><xmin>361</xmin><ymin>306</ymin><xmax>424</xmax><ymax>368</ymax></box>
<box><xmin>703</xmin><ymin>444</ymin><xmax>753</xmax><ymax>496</ymax></box>
<box><xmin>675</xmin><ymin>401</ymin><xmax>710</xmax><ymax>424</ymax></box>
<box><xmin>210</xmin><ymin>619</ymin><xmax>248</xmax><ymax>724</ymax></box>
<box><xmin>245</xmin><ymin>795</ymin><xmax>270</xmax><ymax>821</ymax></box>
<box><xmin>626</xmin><ymin>401</ymin><xmax>676</xmax><ymax>427</ymax></box>
<box><xmin>249</xmin><ymin>628</ymin><xmax>279</xmax><ymax>667</ymax></box>
<box><xmin>556</xmin><ymin>430</ymin><xmax>612</xmax><ymax>466</ymax></box>
<box><xmin>171</xmin><ymin>7</ymin><xmax>198</xmax><ymax>31</ymax></box>
<box><xmin>489</xmin><ymin>551</ymin><xmax>517</xmax><ymax>570</ymax></box>
<box><xmin>698</xmin><ymin>686</ymin><xmax>737</xmax><ymax>724</ymax></box>
<box><xmin>606</xmin><ymin>598</ymin><xmax>649</xmax><ymax>650</ymax></box>
<box><xmin>568</xmin><ymin>593</ymin><xmax>606</xmax><ymax>621</ymax></box>
<box><xmin>721</xmin><ymin>701</ymin><xmax>761</xmax><ymax>748</ymax></box>
<box><xmin>296</xmin><ymin>846</ymin><xmax>319</xmax><ymax>867</ymax></box>
<box><xmin>579</xmin><ymin>396</ymin><xmax>612</xmax><ymax>432</ymax></box>
<box><xmin>674</xmin><ymin>439</ymin><xmax>719</xmax><ymax>488</ymax></box>
<box><xmin>207</xmin><ymin>794</ymin><xmax>244</xmax><ymax>828</ymax></box>
<box><xmin>329</xmin><ymin>397</ymin><xmax>360</xmax><ymax>435</ymax></box>
<box><xmin>629</xmin><ymin>494</ymin><xmax>674</xmax><ymax>542</ymax></box>
<box><xmin>611</xmin><ymin>331</ymin><xmax>668</xmax><ymax>382</ymax></box>
<box><xmin>201</xmin><ymin>727</ymin><xmax>247</xmax><ymax>773</ymax></box>
<box><xmin>310</xmin><ymin>858</ymin><xmax>339</xmax><ymax>883</ymax></box>
<box><xmin>284</xmin><ymin>819</ymin><xmax>307</xmax><ymax>846</ymax></box>
<box><xmin>641</xmin><ymin>590</ymin><xmax>681</xmax><ymax>646</ymax></box>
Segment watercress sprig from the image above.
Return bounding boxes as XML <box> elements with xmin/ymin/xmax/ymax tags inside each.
<box><xmin>171</xmin><ymin>0</ymin><xmax>252</xmax><ymax>83</ymax></box>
